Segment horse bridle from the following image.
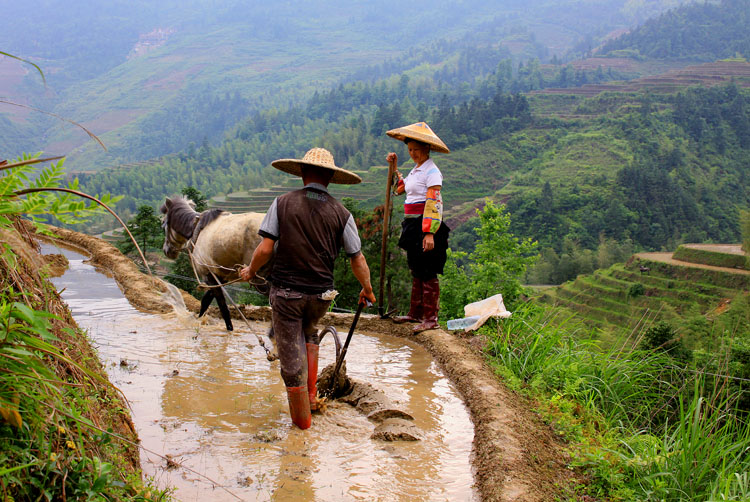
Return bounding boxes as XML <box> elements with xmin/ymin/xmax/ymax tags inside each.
<box><xmin>162</xmin><ymin>212</ymin><xmax>198</xmax><ymax>255</ymax></box>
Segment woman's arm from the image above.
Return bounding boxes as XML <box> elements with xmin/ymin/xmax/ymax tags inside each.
<box><xmin>422</xmin><ymin>185</ymin><xmax>443</xmax><ymax>251</ymax></box>
<box><xmin>422</xmin><ymin>184</ymin><xmax>442</xmax><ymax>251</ymax></box>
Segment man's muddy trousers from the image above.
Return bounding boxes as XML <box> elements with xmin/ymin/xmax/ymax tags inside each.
<box><xmin>269</xmin><ymin>285</ymin><xmax>330</xmax><ymax>429</ymax></box>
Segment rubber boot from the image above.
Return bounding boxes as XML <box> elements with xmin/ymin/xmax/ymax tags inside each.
<box><xmin>413</xmin><ymin>278</ymin><xmax>439</xmax><ymax>333</ymax></box>
<box><xmin>306</xmin><ymin>343</ymin><xmax>320</xmax><ymax>412</ymax></box>
<box><xmin>286</xmin><ymin>386</ymin><xmax>312</xmax><ymax>430</ymax></box>
<box><xmin>393</xmin><ymin>277</ymin><xmax>423</xmax><ymax>324</ymax></box>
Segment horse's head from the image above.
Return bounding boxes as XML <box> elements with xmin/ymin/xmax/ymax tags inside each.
<box><xmin>160</xmin><ymin>196</ymin><xmax>198</xmax><ymax>259</ymax></box>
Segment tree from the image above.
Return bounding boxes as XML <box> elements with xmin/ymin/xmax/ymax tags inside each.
<box><xmin>118</xmin><ymin>205</ymin><xmax>163</xmax><ymax>256</ymax></box>
<box><xmin>181</xmin><ymin>186</ymin><xmax>208</xmax><ymax>211</ymax></box>
<box><xmin>441</xmin><ymin>200</ymin><xmax>538</xmax><ymax>320</ymax></box>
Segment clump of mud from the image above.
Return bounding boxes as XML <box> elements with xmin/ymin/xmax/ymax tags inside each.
<box><xmin>318</xmin><ymin>360</ymin><xmax>352</xmax><ymax>398</ymax></box>
<box><xmin>317</xmin><ymin>362</ymin><xmax>421</xmax><ymax>442</ymax></box>
<box><xmin>42</xmin><ymin>253</ymin><xmax>69</xmax><ymax>277</ymax></box>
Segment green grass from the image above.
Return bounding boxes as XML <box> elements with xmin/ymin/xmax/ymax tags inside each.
<box><xmin>673</xmin><ymin>245</ymin><xmax>749</xmax><ymax>270</ymax></box>
<box><xmin>481</xmin><ymin>304</ymin><xmax>750</xmax><ymax>501</ymax></box>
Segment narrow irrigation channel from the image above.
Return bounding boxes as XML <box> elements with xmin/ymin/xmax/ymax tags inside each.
<box><xmin>43</xmin><ymin>243</ymin><xmax>477</xmax><ymax>501</ymax></box>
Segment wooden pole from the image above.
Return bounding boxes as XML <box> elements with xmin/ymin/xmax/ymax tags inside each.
<box><xmin>378</xmin><ymin>158</ymin><xmax>396</xmax><ymax>317</ymax></box>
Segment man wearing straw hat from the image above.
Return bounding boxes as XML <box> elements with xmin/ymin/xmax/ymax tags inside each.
<box><xmin>240</xmin><ymin>148</ymin><xmax>376</xmax><ymax>430</ymax></box>
<box><xmin>385</xmin><ymin>122</ymin><xmax>450</xmax><ymax>333</ymax></box>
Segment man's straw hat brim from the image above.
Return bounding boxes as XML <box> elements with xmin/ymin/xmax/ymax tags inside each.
<box><xmin>271</xmin><ymin>148</ymin><xmax>361</xmax><ymax>185</ymax></box>
<box><xmin>386</xmin><ymin>121</ymin><xmax>450</xmax><ymax>154</ymax></box>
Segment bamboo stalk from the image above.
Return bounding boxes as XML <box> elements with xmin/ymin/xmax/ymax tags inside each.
<box><xmin>378</xmin><ymin>158</ymin><xmax>396</xmax><ymax>317</ymax></box>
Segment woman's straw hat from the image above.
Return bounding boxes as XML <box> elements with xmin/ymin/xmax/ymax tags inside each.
<box><xmin>271</xmin><ymin>148</ymin><xmax>362</xmax><ymax>185</ymax></box>
<box><xmin>386</xmin><ymin>121</ymin><xmax>450</xmax><ymax>154</ymax></box>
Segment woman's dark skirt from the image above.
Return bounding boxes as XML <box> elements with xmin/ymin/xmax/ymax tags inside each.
<box><xmin>398</xmin><ymin>217</ymin><xmax>450</xmax><ymax>280</ymax></box>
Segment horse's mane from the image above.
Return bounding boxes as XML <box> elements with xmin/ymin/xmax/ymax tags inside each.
<box><xmin>193</xmin><ymin>208</ymin><xmax>225</xmax><ymax>242</ymax></box>
<box><xmin>162</xmin><ymin>196</ymin><xmax>199</xmax><ymax>239</ymax></box>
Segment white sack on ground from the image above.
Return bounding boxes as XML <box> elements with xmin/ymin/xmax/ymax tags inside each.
<box><xmin>464</xmin><ymin>294</ymin><xmax>512</xmax><ymax>332</ymax></box>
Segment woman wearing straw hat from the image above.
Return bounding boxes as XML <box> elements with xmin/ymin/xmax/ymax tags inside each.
<box><xmin>386</xmin><ymin>122</ymin><xmax>450</xmax><ymax>333</ymax></box>
<box><xmin>240</xmin><ymin>147</ymin><xmax>376</xmax><ymax>430</ymax></box>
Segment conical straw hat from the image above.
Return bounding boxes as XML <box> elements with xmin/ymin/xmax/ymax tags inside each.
<box><xmin>386</xmin><ymin>121</ymin><xmax>450</xmax><ymax>154</ymax></box>
<box><xmin>271</xmin><ymin>148</ymin><xmax>362</xmax><ymax>185</ymax></box>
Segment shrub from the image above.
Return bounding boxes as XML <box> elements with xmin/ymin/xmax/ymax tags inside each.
<box><xmin>628</xmin><ymin>283</ymin><xmax>645</xmax><ymax>298</ymax></box>
<box><xmin>441</xmin><ymin>200</ymin><xmax>538</xmax><ymax>320</ymax></box>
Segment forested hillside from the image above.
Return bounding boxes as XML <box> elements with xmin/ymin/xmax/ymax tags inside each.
<box><xmin>78</xmin><ymin>56</ymin><xmax>622</xmax><ymax>217</ymax></box>
<box><xmin>80</xmin><ymin>56</ymin><xmax>750</xmax><ymax>286</ymax></box>
<box><xmin>10</xmin><ymin>0</ymin><xmax>749</xmax><ymax>287</ymax></box>
<box><xmin>2</xmin><ymin>0</ymin><xmax>690</xmax><ymax>170</ymax></box>
<box><xmin>600</xmin><ymin>0</ymin><xmax>750</xmax><ymax>60</ymax></box>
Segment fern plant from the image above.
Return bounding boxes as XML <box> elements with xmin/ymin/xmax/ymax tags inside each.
<box><xmin>0</xmin><ymin>154</ymin><xmax>120</xmax><ymax>228</ymax></box>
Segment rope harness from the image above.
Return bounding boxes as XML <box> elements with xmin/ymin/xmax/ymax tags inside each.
<box><xmin>207</xmin><ymin>268</ymin><xmax>277</xmax><ymax>362</ymax></box>
<box><xmin>167</xmin><ymin>210</ymin><xmax>277</xmax><ymax>361</ymax></box>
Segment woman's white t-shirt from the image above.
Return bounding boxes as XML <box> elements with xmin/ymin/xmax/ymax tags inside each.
<box><xmin>404</xmin><ymin>159</ymin><xmax>443</xmax><ymax>204</ymax></box>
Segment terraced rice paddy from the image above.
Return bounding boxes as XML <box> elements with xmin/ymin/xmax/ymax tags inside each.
<box><xmin>536</xmin><ymin>249</ymin><xmax>750</xmax><ymax>347</ymax></box>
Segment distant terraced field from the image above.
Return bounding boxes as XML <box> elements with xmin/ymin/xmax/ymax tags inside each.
<box><xmin>210</xmin><ymin>175</ymin><xmax>378</xmax><ymax>213</ymax></box>
<box><xmin>533</xmin><ymin>61</ymin><xmax>750</xmax><ymax>98</ymax></box>
<box><xmin>536</xmin><ymin>243</ymin><xmax>750</xmax><ymax>347</ymax></box>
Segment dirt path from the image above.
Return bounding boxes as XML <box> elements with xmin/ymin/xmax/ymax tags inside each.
<box><xmin>680</xmin><ymin>243</ymin><xmax>744</xmax><ymax>255</ymax></box>
<box><xmin>39</xmin><ymin>225</ymin><xmax>576</xmax><ymax>502</ymax></box>
<box><xmin>635</xmin><ymin>252</ymin><xmax>750</xmax><ymax>276</ymax></box>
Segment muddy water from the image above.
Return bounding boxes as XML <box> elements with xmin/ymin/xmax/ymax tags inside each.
<box><xmin>45</xmin><ymin>244</ymin><xmax>477</xmax><ymax>501</ymax></box>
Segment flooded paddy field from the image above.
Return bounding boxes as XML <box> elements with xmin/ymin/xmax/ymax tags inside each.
<box><xmin>44</xmin><ymin>244</ymin><xmax>477</xmax><ymax>501</ymax></box>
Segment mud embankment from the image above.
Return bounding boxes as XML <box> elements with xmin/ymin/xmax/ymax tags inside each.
<box><xmin>43</xmin><ymin>224</ymin><xmax>576</xmax><ymax>502</ymax></box>
<box><xmin>36</xmin><ymin>224</ymin><xmax>200</xmax><ymax>313</ymax></box>
<box><xmin>1</xmin><ymin>221</ymin><xmax>141</xmax><ymax>483</ymax></box>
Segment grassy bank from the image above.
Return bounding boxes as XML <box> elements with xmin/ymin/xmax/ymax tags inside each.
<box><xmin>0</xmin><ymin>219</ymin><xmax>167</xmax><ymax>500</ymax></box>
<box><xmin>479</xmin><ymin>304</ymin><xmax>750</xmax><ymax>500</ymax></box>
<box><xmin>0</xmin><ymin>155</ymin><xmax>167</xmax><ymax>500</ymax></box>
<box><xmin>672</xmin><ymin>245</ymin><xmax>749</xmax><ymax>270</ymax></box>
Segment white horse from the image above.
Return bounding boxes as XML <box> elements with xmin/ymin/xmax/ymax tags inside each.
<box><xmin>160</xmin><ymin>196</ymin><xmax>267</xmax><ymax>331</ymax></box>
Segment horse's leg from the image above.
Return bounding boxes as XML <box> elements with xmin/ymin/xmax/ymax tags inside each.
<box><xmin>215</xmin><ymin>290</ymin><xmax>233</xmax><ymax>331</ymax></box>
<box><xmin>208</xmin><ymin>277</ymin><xmax>233</xmax><ymax>331</ymax></box>
<box><xmin>199</xmin><ymin>288</ymin><xmax>214</xmax><ymax>318</ymax></box>
<box><xmin>199</xmin><ymin>278</ymin><xmax>234</xmax><ymax>331</ymax></box>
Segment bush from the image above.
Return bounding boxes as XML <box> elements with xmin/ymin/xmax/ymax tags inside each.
<box><xmin>628</xmin><ymin>283</ymin><xmax>645</xmax><ymax>298</ymax></box>
<box><xmin>441</xmin><ymin>200</ymin><xmax>538</xmax><ymax>320</ymax></box>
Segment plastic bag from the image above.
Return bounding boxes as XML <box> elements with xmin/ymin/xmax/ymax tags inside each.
<box><xmin>462</xmin><ymin>294</ymin><xmax>511</xmax><ymax>332</ymax></box>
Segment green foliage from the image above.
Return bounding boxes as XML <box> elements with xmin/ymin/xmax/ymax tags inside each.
<box><xmin>180</xmin><ymin>186</ymin><xmax>208</xmax><ymax>212</ymax></box>
<box><xmin>673</xmin><ymin>245</ymin><xmax>749</xmax><ymax>270</ymax></box>
<box><xmin>740</xmin><ymin>209</ymin><xmax>750</xmax><ymax>254</ymax></box>
<box><xmin>0</xmin><ymin>154</ymin><xmax>118</xmax><ymax>228</ymax></box>
<box><xmin>627</xmin><ymin>283</ymin><xmax>645</xmax><ymax>298</ymax></box>
<box><xmin>601</xmin><ymin>0</ymin><xmax>750</xmax><ymax>61</ymax></box>
<box><xmin>117</xmin><ymin>205</ymin><xmax>163</xmax><ymax>256</ymax></box>
<box><xmin>506</xmin><ymin>84</ymin><xmax>750</xmax><ymax>262</ymax></box>
<box><xmin>615</xmin><ymin>387</ymin><xmax>750</xmax><ymax>502</ymax></box>
<box><xmin>640</xmin><ymin>321</ymin><xmax>691</xmax><ymax>362</ymax></box>
<box><xmin>526</xmin><ymin>237</ymin><xmax>634</xmax><ymax>285</ymax></box>
<box><xmin>0</xmin><ymin>155</ymin><xmax>163</xmax><ymax>500</ymax></box>
<box><xmin>441</xmin><ymin>201</ymin><xmax>537</xmax><ymax>319</ymax></box>
<box><xmin>483</xmin><ymin>305</ymin><xmax>750</xmax><ymax>500</ymax></box>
